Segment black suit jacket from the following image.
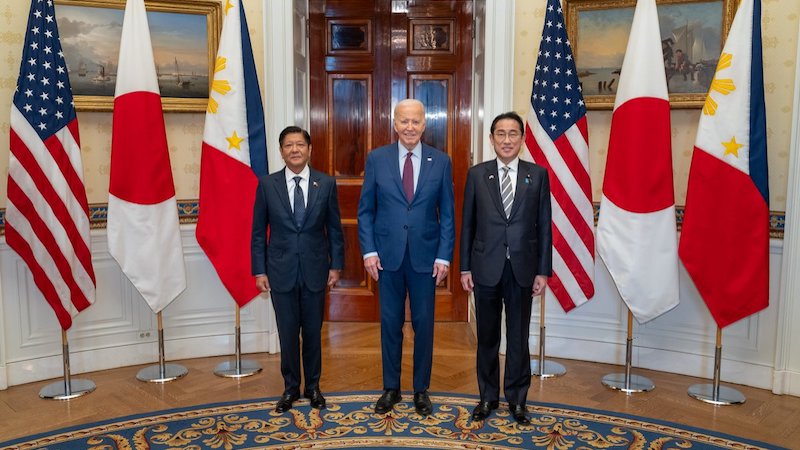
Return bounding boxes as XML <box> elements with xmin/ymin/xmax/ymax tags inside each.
<box><xmin>251</xmin><ymin>167</ymin><xmax>344</xmax><ymax>293</ymax></box>
<box><xmin>460</xmin><ymin>159</ymin><xmax>553</xmax><ymax>287</ymax></box>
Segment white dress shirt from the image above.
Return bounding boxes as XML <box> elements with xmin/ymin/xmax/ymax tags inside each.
<box><xmin>285</xmin><ymin>165</ymin><xmax>310</xmax><ymax>211</ymax></box>
<box><xmin>398</xmin><ymin>141</ymin><xmax>422</xmax><ymax>192</ymax></box>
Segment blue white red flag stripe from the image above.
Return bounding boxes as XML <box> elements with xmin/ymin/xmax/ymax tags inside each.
<box><xmin>6</xmin><ymin>0</ymin><xmax>95</xmax><ymax>330</ymax></box>
<box><xmin>679</xmin><ymin>0</ymin><xmax>769</xmax><ymax>328</ymax></box>
<box><xmin>525</xmin><ymin>0</ymin><xmax>595</xmax><ymax>311</ymax></box>
<box><xmin>196</xmin><ymin>0</ymin><xmax>266</xmax><ymax>306</ymax></box>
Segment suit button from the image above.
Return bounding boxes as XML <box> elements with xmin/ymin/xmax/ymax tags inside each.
<box><xmin>407</xmin><ymin>206</ymin><xmax>412</xmax><ymax>211</ymax></box>
<box><xmin>505</xmin><ymin>223</ymin><xmax>509</xmax><ymax>227</ymax></box>
<box><xmin>403</xmin><ymin>225</ymin><xmax>408</xmax><ymax>230</ymax></box>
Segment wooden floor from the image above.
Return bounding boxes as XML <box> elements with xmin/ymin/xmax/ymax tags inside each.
<box><xmin>1</xmin><ymin>322</ymin><xmax>798</xmax><ymax>448</ymax></box>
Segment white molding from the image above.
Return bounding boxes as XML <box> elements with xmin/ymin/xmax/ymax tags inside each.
<box><xmin>480</xmin><ymin>0</ymin><xmax>515</xmax><ymax>163</ymax></box>
<box><xmin>262</xmin><ymin>0</ymin><xmax>295</xmax><ymax>171</ymax></box>
<box><xmin>773</xmin><ymin>16</ymin><xmax>800</xmax><ymax>395</ymax></box>
<box><xmin>0</xmin><ymin>227</ymin><xmax>279</xmax><ymax>387</ymax></box>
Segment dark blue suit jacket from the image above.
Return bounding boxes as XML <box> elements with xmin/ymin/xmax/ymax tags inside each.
<box><xmin>357</xmin><ymin>142</ymin><xmax>455</xmax><ymax>272</ymax></box>
<box><xmin>251</xmin><ymin>167</ymin><xmax>344</xmax><ymax>293</ymax></box>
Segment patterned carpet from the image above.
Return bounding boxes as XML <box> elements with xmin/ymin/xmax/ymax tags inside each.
<box><xmin>0</xmin><ymin>392</ymin><xmax>784</xmax><ymax>450</ymax></box>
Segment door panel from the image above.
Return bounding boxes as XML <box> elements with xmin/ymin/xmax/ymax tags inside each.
<box><xmin>310</xmin><ymin>0</ymin><xmax>472</xmax><ymax>322</ymax></box>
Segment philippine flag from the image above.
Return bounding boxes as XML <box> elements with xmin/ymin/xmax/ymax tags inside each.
<box><xmin>108</xmin><ymin>0</ymin><xmax>186</xmax><ymax>313</ymax></box>
<box><xmin>679</xmin><ymin>0</ymin><xmax>769</xmax><ymax>328</ymax></box>
<box><xmin>596</xmin><ymin>0</ymin><xmax>680</xmax><ymax>323</ymax></box>
<box><xmin>196</xmin><ymin>0</ymin><xmax>267</xmax><ymax>307</ymax></box>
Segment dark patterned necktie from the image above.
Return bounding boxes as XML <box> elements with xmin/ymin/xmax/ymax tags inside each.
<box><xmin>402</xmin><ymin>152</ymin><xmax>414</xmax><ymax>202</ymax></box>
<box><xmin>501</xmin><ymin>167</ymin><xmax>513</xmax><ymax>218</ymax></box>
<box><xmin>293</xmin><ymin>176</ymin><xmax>305</xmax><ymax>227</ymax></box>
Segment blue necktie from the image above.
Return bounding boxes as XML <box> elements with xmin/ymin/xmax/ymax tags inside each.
<box><xmin>293</xmin><ymin>176</ymin><xmax>305</xmax><ymax>227</ymax></box>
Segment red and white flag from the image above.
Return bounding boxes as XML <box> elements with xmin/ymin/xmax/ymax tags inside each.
<box><xmin>196</xmin><ymin>0</ymin><xmax>268</xmax><ymax>307</ymax></box>
<box><xmin>525</xmin><ymin>0</ymin><xmax>595</xmax><ymax>311</ymax></box>
<box><xmin>6</xmin><ymin>0</ymin><xmax>96</xmax><ymax>330</ymax></box>
<box><xmin>679</xmin><ymin>0</ymin><xmax>769</xmax><ymax>328</ymax></box>
<box><xmin>108</xmin><ymin>0</ymin><xmax>186</xmax><ymax>313</ymax></box>
<box><xmin>596</xmin><ymin>0</ymin><xmax>679</xmax><ymax>323</ymax></box>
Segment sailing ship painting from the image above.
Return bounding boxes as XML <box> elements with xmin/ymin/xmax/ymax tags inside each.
<box><xmin>174</xmin><ymin>57</ymin><xmax>192</xmax><ymax>89</ymax></box>
<box><xmin>56</xmin><ymin>3</ymin><xmax>213</xmax><ymax>102</ymax></box>
<box><xmin>664</xmin><ymin>22</ymin><xmax>717</xmax><ymax>89</ymax></box>
<box><xmin>573</xmin><ymin>0</ymin><xmax>724</xmax><ymax>99</ymax></box>
<box><xmin>92</xmin><ymin>64</ymin><xmax>112</xmax><ymax>83</ymax></box>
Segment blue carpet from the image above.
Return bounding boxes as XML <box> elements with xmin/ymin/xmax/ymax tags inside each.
<box><xmin>0</xmin><ymin>392</ymin><xmax>785</xmax><ymax>449</ymax></box>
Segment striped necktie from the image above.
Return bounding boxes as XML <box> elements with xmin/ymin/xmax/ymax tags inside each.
<box><xmin>501</xmin><ymin>166</ymin><xmax>513</xmax><ymax>218</ymax></box>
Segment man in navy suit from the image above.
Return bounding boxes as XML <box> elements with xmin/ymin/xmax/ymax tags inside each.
<box><xmin>460</xmin><ymin>112</ymin><xmax>552</xmax><ymax>425</ymax></box>
<box><xmin>251</xmin><ymin>126</ymin><xmax>344</xmax><ymax>413</ymax></box>
<box><xmin>357</xmin><ymin>99</ymin><xmax>455</xmax><ymax>416</ymax></box>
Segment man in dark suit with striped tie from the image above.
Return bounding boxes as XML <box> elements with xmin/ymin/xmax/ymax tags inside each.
<box><xmin>460</xmin><ymin>112</ymin><xmax>552</xmax><ymax>424</ymax></box>
<box><xmin>251</xmin><ymin>126</ymin><xmax>344</xmax><ymax>414</ymax></box>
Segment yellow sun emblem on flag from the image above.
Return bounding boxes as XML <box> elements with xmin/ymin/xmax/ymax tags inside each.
<box><xmin>703</xmin><ymin>53</ymin><xmax>736</xmax><ymax>116</ymax></box>
<box><xmin>207</xmin><ymin>56</ymin><xmax>232</xmax><ymax>114</ymax></box>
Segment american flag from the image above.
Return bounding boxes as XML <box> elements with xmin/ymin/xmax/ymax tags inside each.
<box><xmin>524</xmin><ymin>0</ymin><xmax>595</xmax><ymax>311</ymax></box>
<box><xmin>5</xmin><ymin>0</ymin><xmax>95</xmax><ymax>330</ymax></box>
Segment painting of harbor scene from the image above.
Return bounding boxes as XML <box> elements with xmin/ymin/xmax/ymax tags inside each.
<box><xmin>571</xmin><ymin>0</ymin><xmax>726</xmax><ymax>107</ymax></box>
<box><xmin>55</xmin><ymin>3</ymin><xmax>210</xmax><ymax>99</ymax></box>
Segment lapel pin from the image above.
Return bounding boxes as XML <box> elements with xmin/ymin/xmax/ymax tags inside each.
<box><xmin>488</xmin><ymin>174</ymin><xmax>495</xmax><ymax>180</ymax></box>
<box><xmin>426</xmin><ymin>156</ymin><xmax>433</xmax><ymax>162</ymax></box>
<box><xmin>312</xmin><ymin>181</ymin><xmax>319</xmax><ymax>187</ymax></box>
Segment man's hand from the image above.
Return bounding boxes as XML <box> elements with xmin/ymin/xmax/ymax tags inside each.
<box><xmin>327</xmin><ymin>270</ymin><xmax>341</xmax><ymax>287</ymax></box>
<box><xmin>433</xmin><ymin>262</ymin><xmax>449</xmax><ymax>285</ymax></box>
<box><xmin>532</xmin><ymin>275</ymin><xmax>547</xmax><ymax>297</ymax></box>
<box><xmin>256</xmin><ymin>274</ymin><xmax>271</xmax><ymax>293</ymax></box>
<box><xmin>460</xmin><ymin>272</ymin><xmax>474</xmax><ymax>292</ymax></box>
<box><xmin>364</xmin><ymin>255</ymin><xmax>382</xmax><ymax>281</ymax></box>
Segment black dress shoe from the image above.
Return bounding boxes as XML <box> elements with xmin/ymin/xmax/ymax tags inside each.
<box><xmin>413</xmin><ymin>391</ymin><xmax>433</xmax><ymax>416</ymax></box>
<box><xmin>304</xmin><ymin>389</ymin><xmax>326</xmax><ymax>409</ymax></box>
<box><xmin>508</xmin><ymin>404</ymin><xmax>530</xmax><ymax>425</ymax></box>
<box><xmin>275</xmin><ymin>392</ymin><xmax>300</xmax><ymax>413</ymax></box>
<box><xmin>374</xmin><ymin>389</ymin><xmax>401</xmax><ymax>414</ymax></box>
<box><xmin>471</xmin><ymin>400</ymin><xmax>499</xmax><ymax>421</ymax></box>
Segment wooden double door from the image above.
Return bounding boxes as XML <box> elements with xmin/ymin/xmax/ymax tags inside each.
<box><xmin>308</xmin><ymin>0</ymin><xmax>473</xmax><ymax>322</ymax></box>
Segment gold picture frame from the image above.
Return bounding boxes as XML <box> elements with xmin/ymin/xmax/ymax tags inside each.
<box><xmin>565</xmin><ymin>0</ymin><xmax>737</xmax><ymax>109</ymax></box>
<box><xmin>54</xmin><ymin>0</ymin><xmax>222</xmax><ymax>112</ymax></box>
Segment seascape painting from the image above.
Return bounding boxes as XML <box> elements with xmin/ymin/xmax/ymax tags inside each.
<box><xmin>572</xmin><ymin>0</ymin><xmax>726</xmax><ymax>105</ymax></box>
<box><xmin>55</xmin><ymin>4</ymin><xmax>210</xmax><ymax>99</ymax></box>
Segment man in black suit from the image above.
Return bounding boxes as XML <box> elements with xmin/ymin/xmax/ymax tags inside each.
<box><xmin>251</xmin><ymin>126</ymin><xmax>344</xmax><ymax>413</ymax></box>
<box><xmin>460</xmin><ymin>112</ymin><xmax>552</xmax><ymax>425</ymax></box>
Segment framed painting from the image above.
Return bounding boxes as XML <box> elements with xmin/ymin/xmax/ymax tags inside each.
<box><xmin>54</xmin><ymin>0</ymin><xmax>222</xmax><ymax>112</ymax></box>
<box><xmin>565</xmin><ymin>0</ymin><xmax>737</xmax><ymax>109</ymax></box>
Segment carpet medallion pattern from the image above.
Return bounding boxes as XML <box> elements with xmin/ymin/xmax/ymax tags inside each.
<box><xmin>0</xmin><ymin>392</ymin><xmax>782</xmax><ymax>450</ymax></box>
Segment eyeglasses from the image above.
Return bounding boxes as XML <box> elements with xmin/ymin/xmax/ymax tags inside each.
<box><xmin>493</xmin><ymin>131</ymin><xmax>522</xmax><ymax>141</ymax></box>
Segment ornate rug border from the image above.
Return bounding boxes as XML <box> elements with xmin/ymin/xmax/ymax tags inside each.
<box><xmin>0</xmin><ymin>391</ymin><xmax>786</xmax><ymax>450</ymax></box>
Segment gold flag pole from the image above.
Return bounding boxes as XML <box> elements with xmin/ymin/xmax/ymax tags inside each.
<box><xmin>136</xmin><ymin>311</ymin><xmax>188</xmax><ymax>383</ymax></box>
<box><xmin>39</xmin><ymin>329</ymin><xmax>96</xmax><ymax>399</ymax></box>
<box><xmin>601</xmin><ymin>309</ymin><xmax>655</xmax><ymax>393</ymax></box>
<box><xmin>531</xmin><ymin>290</ymin><xmax>566</xmax><ymax>377</ymax></box>
<box><xmin>214</xmin><ymin>304</ymin><xmax>262</xmax><ymax>378</ymax></box>
<box><xmin>688</xmin><ymin>326</ymin><xmax>745</xmax><ymax>404</ymax></box>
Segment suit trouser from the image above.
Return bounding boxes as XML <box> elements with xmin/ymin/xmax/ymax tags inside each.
<box><xmin>271</xmin><ymin>274</ymin><xmax>325</xmax><ymax>396</ymax></box>
<box><xmin>473</xmin><ymin>259</ymin><xmax>533</xmax><ymax>405</ymax></box>
<box><xmin>378</xmin><ymin>247</ymin><xmax>436</xmax><ymax>393</ymax></box>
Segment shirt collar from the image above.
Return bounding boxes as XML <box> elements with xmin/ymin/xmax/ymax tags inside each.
<box><xmin>496</xmin><ymin>157</ymin><xmax>520</xmax><ymax>173</ymax></box>
<box><xmin>398</xmin><ymin>141</ymin><xmax>422</xmax><ymax>159</ymax></box>
<box><xmin>285</xmin><ymin>165</ymin><xmax>310</xmax><ymax>183</ymax></box>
